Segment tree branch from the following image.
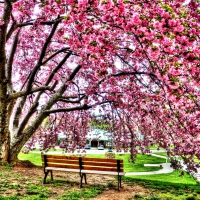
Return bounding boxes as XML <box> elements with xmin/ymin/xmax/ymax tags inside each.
<box><xmin>6</xmin><ymin>29</ymin><xmax>20</xmax><ymax>93</ymax></box>
<box><xmin>45</xmin><ymin>104</ymin><xmax>92</xmax><ymax>113</ymax></box>
<box><xmin>98</xmin><ymin>71</ymin><xmax>156</xmax><ymax>86</ymax></box>
<box><xmin>44</xmin><ymin>101</ymin><xmax>113</xmax><ymax>114</ymax></box>
<box><xmin>33</xmin><ymin>52</ymin><xmax>73</xmax><ymax>104</ymax></box>
<box><xmin>42</xmin><ymin>47</ymin><xmax>71</xmax><ymax>65</ymax></box>
<box><xmin>8</xmin><ymin>83</ymin><xmax>56</xmax><ymax>100</ymax></box>
<box><xmin>16</xmin><ymin>101</ymin><xmax>39</xmax><ymax>137</ymax></box>
<box><xmin>58</xmin><ymin>94</ymin><xmax>86</xmax><ymax>103</ymax></box>
<box><xmin>6</xmin><ymin>16</ymin><xmax>65</xmax><ymax>41</ymax></box>
<box><xmin>68</xmin><ymin>65</ymin><xmax>82</xmax><ymax>81</ymax></box>
<box><xmin>6</xmin><ymin>14</ymin><xmax>18</xmax><ymax>41</ymax></box>
<box><xmin>25</xmin><ymin>17</ymin><xmax>62</xmax><ymax>94</ymax></box>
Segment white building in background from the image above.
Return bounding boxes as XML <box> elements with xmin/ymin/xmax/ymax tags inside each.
<box><xmin>86</xmin><ymin>128</ymin><xmax>113</xmax><ymax>148</ymax></box>
<box><xmin>58</xmin><ymin>128</ymin><xmax>145</xmax><ymax>148</ymax></box>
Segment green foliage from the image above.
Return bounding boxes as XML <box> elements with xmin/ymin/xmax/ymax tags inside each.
<box><xmin>60</xmin><ymin>185</ymin><xmax>105</xmax><ymax>200</ymax></box>
<box><xmin>185</xmin><ymin>196</ymin><xmax>197</xmax><ymax>200</ymax></box>
<box><xmin>26</xmin><ymin>184</ymin><xmax>49</xmax><ymax>196</ymax></box>
<box><xmin>23</xmin><ymin>196</ymin><xmax>47</xmax><ymax>200</ymax></box>
<box><xmin>145</xmin><ymin>197</ymin><xmax>161</xmax><ymax>200</ymax></box>
<box><xmin>89</xmin><ymin>118</ymin><xmax>110</xmax><ymax>130</ymax></box>
<box><xmin>2</xmin><ymin>164</ymin><xmax>12</xmax><ymax>170</ymax></box>
<box><xmin>106</xmin><ymin>181</ymin><xmax>115</xmax><ymax>187</ymax></box>
<box><xmin>0</xmin><ymin>196</ymin><xmax>20</xmax><ymax>200</ymax></box>
<box><xmin>160</xmin><ymin>3</ymin><xmax>174</xmax><ymax>17</ymax></box>
<box><xmin>134</xmin><ymin>194</ymin><xmax>143</xmax><ymax>199</ymax></box>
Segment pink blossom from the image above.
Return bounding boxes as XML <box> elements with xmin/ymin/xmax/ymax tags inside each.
<box><xmin>0</xmin><ymin>21</ymin><xmax>4</xmax><ymax>26</ymax></box>
<box><xmin>0</xmin><ymin>0</ymin><xmax>199</xmax><ymax>171</ymax></box>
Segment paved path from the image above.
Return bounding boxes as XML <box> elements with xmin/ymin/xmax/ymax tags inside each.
<box><xmin>125</xmin><ymin>163</ymin><xmax>174</xmax><ymax>176</ymax></box>
<box><xmin>150</xmin><ymin>153</ymin><xmax>200</xmax><ymax>181</ymax></box>
<box><xmin>125</xmin><ymin>153</ymin><xmax>174</xmax><ymax>176</ymax></box>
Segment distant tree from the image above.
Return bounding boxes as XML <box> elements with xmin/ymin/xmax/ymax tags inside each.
<box><xmin>0</xmin><ymin>0</ymin><xmax>199</xmax><ymax>170</ymax></box>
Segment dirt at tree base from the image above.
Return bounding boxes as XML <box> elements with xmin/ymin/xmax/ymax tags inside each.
<box><xmin>14</xmin><ymin>160</ymin><xmax>38</xmax><ymax>168</ymax></box>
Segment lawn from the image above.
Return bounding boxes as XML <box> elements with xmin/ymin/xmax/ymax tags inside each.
<box><xmin>14</xmin><ymin>151</ymin><xmax>200</xmax><ymax>200</ymax></box>
<box><xmin>123</xmin><ymin>174</ymin><xmax>199</xmax><ymax>200</ymax></box>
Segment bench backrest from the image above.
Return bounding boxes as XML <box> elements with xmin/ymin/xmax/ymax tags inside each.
<box><xmin>41</xmin><ymin>154</ymin><xmax>124</xmax><ymax>172</ymax></box>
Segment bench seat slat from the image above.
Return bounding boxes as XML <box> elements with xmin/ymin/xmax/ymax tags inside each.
<box><xmin>81</xmin><ymin>169</ymin><xmax>125</xmax><ymax>176</ymax></box>
<box><xmin>82</xmin><ymin>166</ymin><xmax>123</xmax><ymax>172</ymax></box>
<box><xmin>45</xmin><ymin>167</ymin><xmax>80</xmax><ymax>173</ymax></box>
<box><xmin>43</xmin><ymin>163</ymin><xmax>80</xmax><ymax>169</ymax></box>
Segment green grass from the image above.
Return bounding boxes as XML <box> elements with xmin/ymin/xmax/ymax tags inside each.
<box><xmin>153</xmin><ymin>152</ymin><xmax>167</xmax><ymax>157</ymax></box>
<box><xmin>123</xmin><ymin>171</ymin><xmax>200</xmax><ymax>200</ymax></box>
<box><xmin>0</xmin><ymin>196</ymin><xmax>20</xmax><ymax>200</ymax></box>
<box><xmin>59</xmin><ymin>185</ymin><xmax>105</xmax><ymax>200</ymax></box>
<box><xmin>18</xmin><ymin>152</ymin><xmax>42</xmax><ymax>166</ymax></box>
<box><xmin>117</xmin><ymin>154</ymin><xmax>166</xmax><ymax>172</ymax></box>
<box><xmin>124</xmin><ymin>170</ymin><xmax>196</xmax><ymax>184</ymax></box>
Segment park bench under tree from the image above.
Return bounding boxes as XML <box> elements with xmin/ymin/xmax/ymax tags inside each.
<box><xmin>41</xmin><ymin>154</ymin><xmax>125</xmax><ymax>191</ymax></box>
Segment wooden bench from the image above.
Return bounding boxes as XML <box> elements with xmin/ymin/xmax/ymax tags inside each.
<box><xmin>41</xmin><ymin>154</ymin><xmax>125</xmax><ymax>191</ymax></box>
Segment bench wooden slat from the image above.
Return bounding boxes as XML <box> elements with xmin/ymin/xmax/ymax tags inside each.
<box><xmin>82</xmin><ymin>161</ymin><xmax>123</xmax><ymax>168</ymax></box>
<box><xmin>42</xmin><ymin>163</ymin><xmax>80</xmax><ymax>169</ymax></box>
<box><xmin>45</xmin><ymin>167</ymin><xmax>80</xmax><ymax>173</ymax></box>
<box><xmin>82</xmin><ymin>157</ymin><xmax>123</xmax><ymax>163</ymax></box>
<box><xmin>81</xmin><ymin>169</ymin><xmax>126</xmax><ymax>176</ymax></box>
<box><xmin>81</xmin><ymin>166</ymin><xmax>124</xmax><ymax>172</ymax></box>
<box><xmin>42</xmin><ymin>155</ymin><xmax>123</xmax><ymax>163</ymax></box>
<box><xmin>41</xmin><ymin>155</ymin><xmax>79</xmax><ymax>161</ymax></box>
<box><xmin>42</xmin><ymin>158</ymin><xmax>79</xmax><ymax>165</ymax></box>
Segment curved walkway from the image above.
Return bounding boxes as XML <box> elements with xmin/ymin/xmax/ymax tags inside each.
<box><xmin>125</xmin><ymin>162</ymin><xmax>174</xmax><ymax>176</ymax></box>
<box><xmin>125</xmin><ymin>153</ymin><xmax>174</xmax><ymax>176</ymax></box>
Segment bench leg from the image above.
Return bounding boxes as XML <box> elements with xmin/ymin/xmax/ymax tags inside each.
<box><xmin>117</xmin><ymin>175</ymin><xmax>120</xmax><ymax>191</ymax></box>
<box><xmin>79</xmin><ymin>173</ymin><xmax>87</xmax><ymax>188</ymax></box>
<box><xmin>83</xmin><ymin>173</ymin><xmax>87</xmax><ymax>184</ymax></box>
<box><xmin>50</xmin><ymin>170</ymin><xmax>53</xmax><ymax>181</ymax></box>
<box><xmin>43</xmin><ymin>170</ymin><xmax>53</xmax><ymax>184</ymax></box>
<box><xmin>43</xmin><ymin>170</ymin><xmax>50</xmax><ymax>184</ymax></box>
<box><xmin>80</xmin><ymin>174</ymin><xmax>83</xmax><ymax>188</ymax></box>
<box><xmin>117</xmin><ymin>175</ymin><xmax>123</xmax><ymax>191</ymax></box>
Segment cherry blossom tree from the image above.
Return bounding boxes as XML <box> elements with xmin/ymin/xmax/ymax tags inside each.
<box><xmin>0</xmin><ymin>0</ymin><xmax>200</xmax><ymax>169</ymax></box>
